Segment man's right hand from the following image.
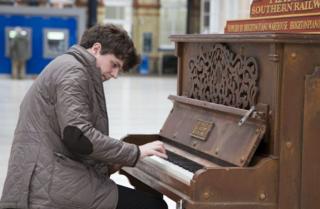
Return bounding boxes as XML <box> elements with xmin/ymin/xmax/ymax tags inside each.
<box><xmin>139</xmin><ymin>140</ymin><xmax>167</xmax><ymax>159</ymax></box>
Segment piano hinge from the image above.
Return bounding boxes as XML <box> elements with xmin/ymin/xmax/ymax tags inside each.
<box><xmin>238</xmin><ymin>106</ymin><xmax>256</xmax><ymax>126</ymax></box>
<box><xmin>238</xmin><ymin>103</ymin><xmax>269</xmax><ymax>126</ymax></box>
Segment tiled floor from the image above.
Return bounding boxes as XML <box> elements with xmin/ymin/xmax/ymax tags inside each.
<box><xmin>0</xmin><ymin>75</ymin><xmax>177</xmax><ymax>208</ymax></box>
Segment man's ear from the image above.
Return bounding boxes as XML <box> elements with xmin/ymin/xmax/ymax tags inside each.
<box><xmin>91</xmin><ymin>42</ymin><xmax>102</xmax><ymax>55</ymax></box>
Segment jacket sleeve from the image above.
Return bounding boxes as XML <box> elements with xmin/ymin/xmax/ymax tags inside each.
<box><xmin>55</xmin><ymin>68</ymin><xmax>140</xmax><ymax>167</ymax></box>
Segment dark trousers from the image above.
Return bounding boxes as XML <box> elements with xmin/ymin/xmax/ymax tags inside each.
<box><xmin>116</xmin><ymin>185</ymin><xmax>168</xmax><ymax>209</ymax></box>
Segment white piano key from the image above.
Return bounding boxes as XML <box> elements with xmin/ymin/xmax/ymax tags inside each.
<box><xmin>142</xmin><ymin>155</ymin><xmax>194</xmax><ymax>185</ymax></box>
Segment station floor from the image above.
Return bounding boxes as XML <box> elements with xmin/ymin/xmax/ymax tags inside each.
<box><xmin>0</xmin><ymin>75</ymin><xmax>177</xmax><ymax>208</ymax></box>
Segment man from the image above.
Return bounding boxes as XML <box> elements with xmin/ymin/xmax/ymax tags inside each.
<box><xmin>0</xmin><ymin>24</ymin><xmax>168</xmax><ymax>209</ymax></box>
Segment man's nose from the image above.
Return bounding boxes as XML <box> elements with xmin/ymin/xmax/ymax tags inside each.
<box><xmin>110</xmin><ymin>69</ymin><xmax>119</xmax><ymax>78</ymax></box>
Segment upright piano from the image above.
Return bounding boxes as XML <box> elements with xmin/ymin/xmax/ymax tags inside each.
<box><xmin>121</xmin><ymin>33</ymin><xmax>320</xmax><ymax>209</ymax></box>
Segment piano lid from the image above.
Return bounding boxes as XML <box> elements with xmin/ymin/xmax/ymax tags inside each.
<box><xmin>160</xmin><ymin>95</ymin><xmax>267</xmax><ymax>167</ymax></box>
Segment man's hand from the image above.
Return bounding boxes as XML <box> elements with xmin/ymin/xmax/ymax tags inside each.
<box><xmin>139</xmin><ymin>140</ymin><xmax>167</xmax><ymax>159</ymax></box>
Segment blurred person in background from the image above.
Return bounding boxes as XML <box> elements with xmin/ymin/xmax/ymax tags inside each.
<box><xmin>0</xmin><ymin>24</ymin><xmax>168</xmax><ymax>209</ymax></box>
<box><xmin>9</xmin><ymin>26</ymin><xmax>30</xmax><ymax>79</ymax></box>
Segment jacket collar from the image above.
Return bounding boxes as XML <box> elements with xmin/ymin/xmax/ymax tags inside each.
<box><xmin>66</xmin><ymin>45</ymin><xmax>103</xmax><ymax>85</ymax></box>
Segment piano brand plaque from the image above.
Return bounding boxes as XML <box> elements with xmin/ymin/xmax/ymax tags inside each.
<box><xmin>190</xmin><ymin>120</ymin><xmax>214</xmax><ymax>141</ymax></box>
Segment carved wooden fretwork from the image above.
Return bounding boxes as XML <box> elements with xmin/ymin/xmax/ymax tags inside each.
<box><xmin>188</xmin><ymin>44</ymin><xmax>259</xmax><ymax>110</ymax></box>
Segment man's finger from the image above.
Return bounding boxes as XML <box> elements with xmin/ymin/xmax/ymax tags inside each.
<box><xmin>152</xmin><ymin>150</ymin><xmax>168</xmax><ymax>159</ymax></box>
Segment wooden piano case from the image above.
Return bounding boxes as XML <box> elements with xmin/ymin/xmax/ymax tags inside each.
<box><xmin>121</xmin><ymin>33</ymin><xmax>320</xmax><ymax>209</ymax></box>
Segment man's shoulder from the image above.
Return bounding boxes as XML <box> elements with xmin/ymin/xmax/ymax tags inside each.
<box><xmin>55</xmin><ymin>53</ymin><xmax>82</xmax><ymax>67</ymax></box>
<box><xmin>38</xmin><ymin>54</ymin><xmax>90</xmax><ymax>88</ymax></box>
<box><xmin>50</xmin><ymin>53</ymin><xmax>88</xmax><ymax>74</ymax></box>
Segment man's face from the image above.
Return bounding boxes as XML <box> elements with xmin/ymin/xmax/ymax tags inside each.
<box><xmin>96</xmin><ymin>53</ymin><xmax>123</xmax><ymax>81</ymax></box>
<box><xmin>88</xmin><ymin>43</ymin><xmax>124</xmax><ymax>81</ymax></box>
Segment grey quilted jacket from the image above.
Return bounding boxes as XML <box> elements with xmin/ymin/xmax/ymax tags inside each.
<box><xmin>0</xmin><ymin>45</ymin><xmax>140</xmax><ymax>209</ymax></box>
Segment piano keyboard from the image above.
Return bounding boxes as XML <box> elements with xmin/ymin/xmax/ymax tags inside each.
<box><xmin>167</xmin><ymin>150</ymin><xmax>204</xmax><ymax>173</ymax></box>
<box><xmin>141</xmin><ymin>150</ymin><xmax>204</xmax><ymax>185</ymax></box>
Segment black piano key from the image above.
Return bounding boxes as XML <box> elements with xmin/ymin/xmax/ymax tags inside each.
<box><xmin>166</xmin><ymin>150</ymin><xmax>204</xmax><ymax>173</ymax></box>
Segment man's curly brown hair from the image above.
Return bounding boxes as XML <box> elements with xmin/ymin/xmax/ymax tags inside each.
<box><xmin>80</xmin><ymin>24</ymin><xmax>140</xmax><ymax>72</ymax></box>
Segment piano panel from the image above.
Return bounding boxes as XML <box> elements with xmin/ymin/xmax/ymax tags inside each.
<box><xmin>301</xmin><ymin>68</ymin><xmax>320</xmax><ymax>209</ymax></box>
<box><xmin>160</xmin><ymin>95</ymin><xmax>267</xmax><ymax>167</ymax></box>
<box><xmin>191</xmin><ymin>158</ymin><xmax>278</xmax><ymax>208</ymax></box>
